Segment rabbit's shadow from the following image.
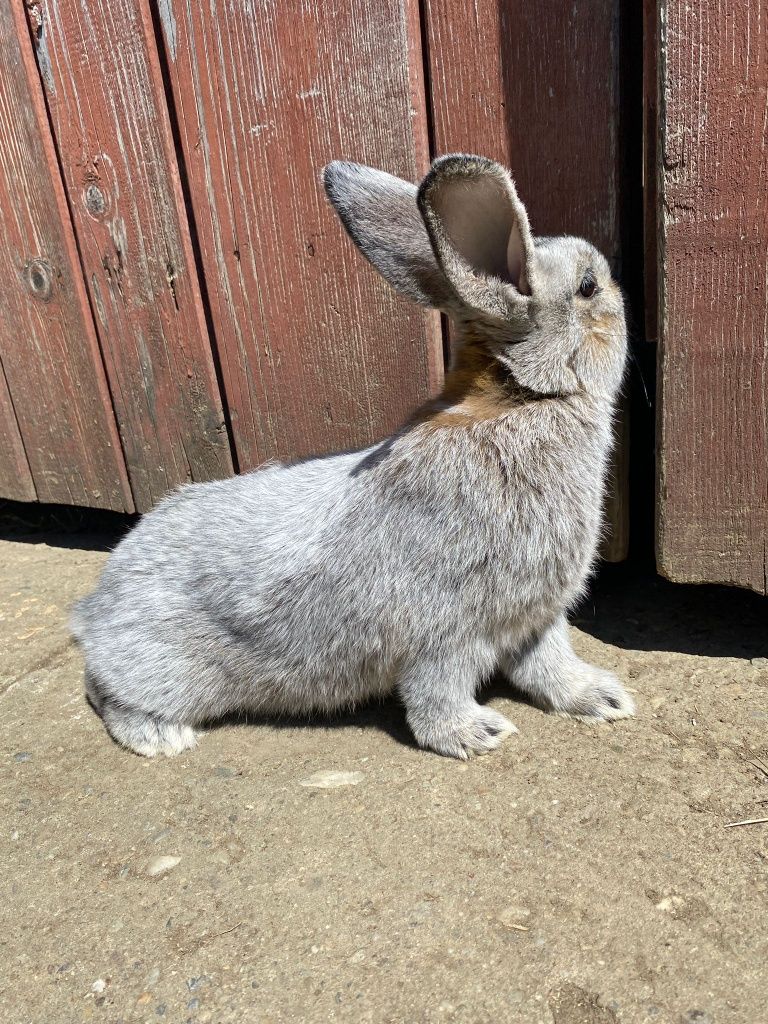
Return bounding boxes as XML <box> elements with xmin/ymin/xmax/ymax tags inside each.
<box><xmin>202</xmin><ymin>676</ymin><xmax>531</xmax><ymax>751</ymax></box>
<box><xmin>206</xmin><ymin>698</ymin><xmax>415</xmax><ymax>749</ymax></box>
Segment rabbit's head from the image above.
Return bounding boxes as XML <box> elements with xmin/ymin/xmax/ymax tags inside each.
<box><xmin>324</xmin><ymin>154</ymin><xmax>626</xmax><ymax>401</ymax></box>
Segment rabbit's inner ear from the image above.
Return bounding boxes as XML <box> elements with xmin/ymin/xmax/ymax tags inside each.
<box><xmin>506</xmin><ymin>221</ymin><xmax>530</xmax><ymax>295</ymax></box>
<box><xmin>431</xmin><ymin>177</ymin><xmax>515</xmax><ymax>283</ymax></box>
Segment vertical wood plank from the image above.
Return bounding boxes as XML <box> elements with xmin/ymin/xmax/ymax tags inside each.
<box><xmin>656</xmin><ymin>0</ymin><xmax>768</xmax><ymax>594</ymax></box>
<box><xmin>643</xmin><ymin>0</ymin><xmax>659</xmax><ymax>345</ymax></box>
<box><xmin>423</xmin><ymin>0</ymin><xmax>629</xmax><ymax>561</ymax></box>
<box><xmin>424</xmin><ymin>1</ymin><xmax>622</xmax><ymax>259</ymax></box>
<box><xmin>0</xmin><ymin>362</ymin><xmax>36</xmax><ymax>503</ymax></box>
<box><xmin>33</xmin><ymin>0</ymin><xmax>233</xmax><ymax>511</ymax></box>
<box><xmin>159</xmin><ymin>0</ymin><xmax>442</xmax><ymax>471</ymax></box>
<box><xmin>0</xmin><ymin>0</ymin><xmax>131</xmax><ymax>510</ymax></box>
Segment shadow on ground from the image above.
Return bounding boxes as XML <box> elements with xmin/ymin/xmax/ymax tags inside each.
<box><xmin>0</xmin><ymin>498</ymin><xmax>136</xmax><ymax>552</ymax></box>
<box><xmin>574</xmin><ymin>563</ymin><xmax>767</xmax><ymax>660</ymax></box>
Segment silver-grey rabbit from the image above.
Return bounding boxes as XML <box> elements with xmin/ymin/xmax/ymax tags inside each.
<box><xmin>71</xmin><ymin>154</ymin><xmax>634</xmax><ymax>759</ymax></box>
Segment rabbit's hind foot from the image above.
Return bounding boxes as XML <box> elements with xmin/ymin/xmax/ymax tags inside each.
<box><xmin>99</xmin><ymin>700</ymin><xmax>199</xmax><ymax>757</ymax></box>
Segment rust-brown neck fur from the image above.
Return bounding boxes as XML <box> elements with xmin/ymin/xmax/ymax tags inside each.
<box><xmin>414</xmin><ymin>336</ymin><xmax>529</xmax><ymax>430</ymax></box>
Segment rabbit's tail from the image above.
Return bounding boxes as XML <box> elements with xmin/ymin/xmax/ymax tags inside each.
<box><xmin>84</xmin><ymin>667</ymin><xmax>105</xmax><ymax>715</ymax></box>
<box><xmin>70</xmin><ymin>598</ymin><xmax>108</xmax><ymax>717</ymax></box>
<box><xmin>68</xmin><ymin>596</ymin><xmax>89</xmax><ymax>644</ymax></box>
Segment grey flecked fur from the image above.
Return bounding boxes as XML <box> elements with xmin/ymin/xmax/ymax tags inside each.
<box><xmin>71</xmin><ymin>154</ymin><xmax>633</xmax><ymax>760</ymax></box>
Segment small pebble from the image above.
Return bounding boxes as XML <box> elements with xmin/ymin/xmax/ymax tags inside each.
<box><xmin>498</xmin><ymin>905</ymin><xmax>531</xmax><ymax>930</ymax></box>
<box><xmin>13</xmin><ymin>752</ymin><xmax>31</xmax><ymax>763</ymax></box>
<box><xmin>91</xmin><ymin>979</ymin><xmax>107</xmax><ymax>994</ymax></box>
<box><xmin>299</xmin><ymin>770</ymin><xmax>364</xmax><ymax>789</ymax></box>
<box><xmin>145</xmin><ymin>855</ymin><xmax>181</xmax><ymax>878</ymax></box>
<box><xmin>689</xmin><ymin>785</ymin><xmax>712</xmax><ymax>803</ymax></box>
<box><xmin>655</xmin><ymin>895</ymin><xmax>685</xmax><ymax>914</ymax></box>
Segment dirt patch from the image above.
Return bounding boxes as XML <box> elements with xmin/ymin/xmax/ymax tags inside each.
<box><xmin>1</xmin><ymin>520</ymin><xmax>766</xmax><ymax>1024</ymax></box>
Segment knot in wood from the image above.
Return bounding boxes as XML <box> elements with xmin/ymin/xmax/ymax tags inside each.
<box><xmin>84</xmin><ymin>184</ymin><xmax>107</xmax><ymax>218</ymax></box>
<box><xmin>22</xmin><ymin>258</ymin><xmax>53</xmax><ymax>302</ymax></box>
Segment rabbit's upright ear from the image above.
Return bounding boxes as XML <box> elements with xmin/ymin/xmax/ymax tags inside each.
<box><xmin>418</xmin><ymin>155</ymin><xmax>536</xmax><ymax>317</ymax></box>
<box><xmin>323</xmin><ymin>162</ymin><xmax>457</xmax><ymax>310</ymax></box>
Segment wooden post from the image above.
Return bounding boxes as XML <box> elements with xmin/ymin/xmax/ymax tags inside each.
<box><xmin>655</xmin><ymin>0</ymin><xmax>768</xmax><ymax>594</ymax></box>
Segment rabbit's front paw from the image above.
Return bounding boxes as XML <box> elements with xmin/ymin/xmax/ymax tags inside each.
<box><xmin>558</xmin><ymin>667</ymin><xmax>635</xmax><ymax>723</ymax></box>
<box><xmin>411</xmin><ymin>704</ymin><xmax>518</xmax><ymax>761</ymax></box>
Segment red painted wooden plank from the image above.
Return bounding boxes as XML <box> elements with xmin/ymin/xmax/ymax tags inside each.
<box><xmin>423</xmin><ymin>0</ymin><xmax>622</xmax><ymax>258</ymax></box>
<box><xmin>33</xmin><ymin>0</ymin><xmax>233</xmax><ymax>511</ymax></box>
<box><xmin>423</xmin><ymin>0</ymin><xmax>628</xmax><ymax>559</ymax></box>
<box><xmin>643</xmin><ymin>0</ymin><xmax>659</xmax><ymax>345</ymax></box>
<box><xmin>656</xmin><ymin>0</ymin><xmax>768</xmax><ymax>594</ymax></box>
<box><xmin>0</xmin><ymin>0</ymin><xmax>131</xmax><ymax>511</ymax></box>
<box><xmin>0</xmin><ymin>361</ymin><xmax>36</xmax><ymax>503</ymax></box>
<box><xmin>158</xmin><ymin>0</ymin><xmax>442</xmax><ymax>470</ymax></box>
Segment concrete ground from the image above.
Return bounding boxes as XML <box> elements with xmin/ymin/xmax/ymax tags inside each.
<box><xmin>1</xmin><ymin>507</ymin><xmax>767</xmax><ymax>1024</ymax></box>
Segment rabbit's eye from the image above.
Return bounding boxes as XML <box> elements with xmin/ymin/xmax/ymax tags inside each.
<box><xmin>579</xmin><ymin>272</ymin><xmax>597</xmax><ymax>298</ymax></box>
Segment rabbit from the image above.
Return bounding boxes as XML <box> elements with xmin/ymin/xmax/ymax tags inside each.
<box><xmin>70</xmin><ymin>153</ymin><xmax>634</xmax><ymax>760</ymax></box>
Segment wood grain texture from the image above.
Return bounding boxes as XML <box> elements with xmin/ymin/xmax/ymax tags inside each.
<box><xmin>657</xmin><ymin>0</ymin><xmax>768</xmax><ymax>594</ymax></box>
<box><xmin>0</xmin><ymin>0</ymin><xmax>131</xmax><ymax>510</ymax></box>
<box><xmin>34</xmin><ymin>0</ymin><xmax>233</xmax><ymax>510</ymax></box>
<box><xmin>423</xmin><ymin>0</ymin><xmax>629</xmax><ymax>559</ymax></box>
<box><xmin>423</xmin><ymin>0</ymin><xmax>622</xmax><ymax>256</ymax></box>
<box><xmin>159</xmin><ymin>0</ymin><xmax>442</xmax><ymax>470</ymax></box>
<box><xmin>0</xmin><ymin>361</ymin><xmax>36</xmax><ymax>502</ymax></box>
<box><xmin>643</xmin><ymin>0</ymin><xmax>659</xmax><ymax>345</ymax></box>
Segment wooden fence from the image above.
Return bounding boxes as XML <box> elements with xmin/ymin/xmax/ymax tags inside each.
<box><xmin>1</xmin><ymin>1</ymin><xmax>766</xmax><ymax>591</ymax></box>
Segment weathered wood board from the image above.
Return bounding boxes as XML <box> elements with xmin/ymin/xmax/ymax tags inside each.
<box><xmin>0</xmin><ymin>362</ymin><xmax>36</xmax><ymax>503</ymax></box>
<box><xmin>423</xmin><ymin>0</ymin><xmax>628</xmax><ymax>559</ymax></box>
<box><xmin>0</xmin><ymin>0</ymin><xmax>131</xmax><ymax>510</ymax></box>
<box><xmin>656</xmin><ymin>0</ymin><xmax>768</xmax><ymax>594</ymax></box>
<box><xmin>423</xmin><ymin>0</ymin><xmax>622</xmax><ymax>258</ymax></box>
<box><xmin>643</xmin><ymin>0</ymin><xmax>659</xmax><ymax>346</ymax></box>
<box><xmin>158</xmin><ymin>0</ymin><xmax>442</xmax><ymax>471</ymax></box>
<box><xmin>34</xmin><ymin>0</ymin><xmax>233</xmax><ymax>510</ymax></box>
